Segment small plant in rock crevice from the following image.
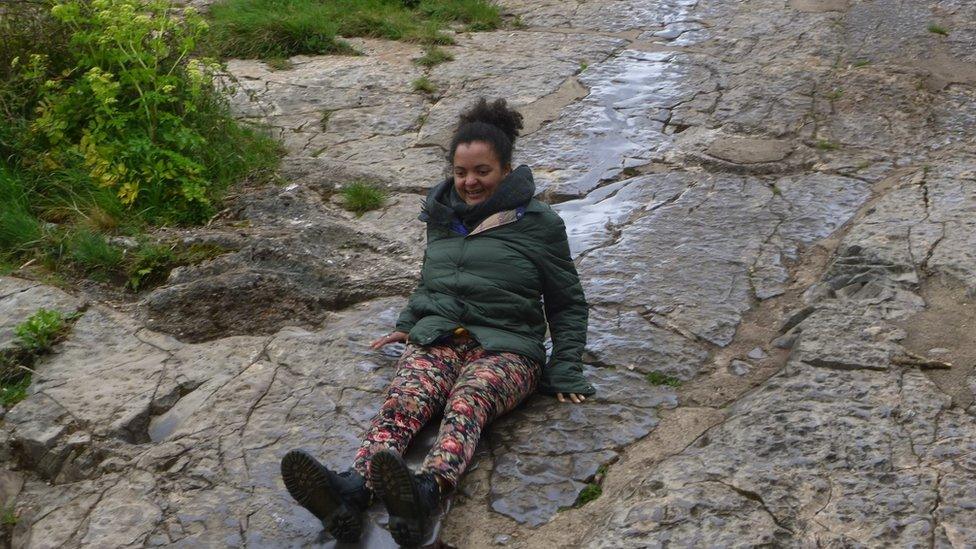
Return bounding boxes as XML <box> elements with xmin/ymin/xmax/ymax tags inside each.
<box><xmin>415</xmin><ymin>46</ymin><xmax>454</xmax><ymax>67</ymax></box>
<box><xmin>815</xmin><ymin>139</ymin><xmax>840</xmax><ymax>151</ymax></box>
<box><xmin>1</xmin><ymin>504</ymin><xmax>18</xmax><ymax>526</ymax></box>
<box><xmin>412</xmin><ymin>76</ymin><xmax>437</xmax><ymax>94</ymax></box>
<box><xmin>15</xmin><ymin>309</ymin><xmax>69</xmax><ymax>352</ymax></box>
<box><xmin>559</xmin><ymin>463</ymin><xmax>611</xmax><ymax>511</ymax></box>
<box><xmin>1</xmin><ymin>308</ymin><xmax>81</xmax><ymax>407</ymax></box>
<box><xmin>340</xmin><ymin>181</ymin><xmax>388</xmax><ymax>215</ymax></box>
<box><xmin>927</xmin><ymin>23</ymin><xmax>949</xmax><ymax>36</ymax></box>
<box><xmin>645</xmin><ymin>371</ymin><xmax>682</xmax><ymax>387</ymax></box>
<box><xmin>575</xmin><ymin>483</ymin><xmax>603</xmax><ymax>505</ymax></box>
<box><xmin>265</xmin><ymin>57</ymin><xmax>294</xmax><ymax>71</ymax></box>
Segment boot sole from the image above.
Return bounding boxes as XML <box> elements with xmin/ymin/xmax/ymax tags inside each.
<box><xmin>280</xmin><ymin>450</ymin><xmax>363</xmax><ymax>543</ymax></box>
<box><xmin>372</xmin><ymin>451</ymin><xmax>427</xmax><ymax>547</ymax></box>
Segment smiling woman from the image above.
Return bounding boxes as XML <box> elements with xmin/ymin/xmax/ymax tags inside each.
<box><xmin>281</xmin><ymin>98</ymin><xmax>593</xmax><ymax>546</ymax></box>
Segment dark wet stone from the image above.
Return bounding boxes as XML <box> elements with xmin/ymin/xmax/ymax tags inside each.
<box><xmin>140</xmin><ymin>186</ymin><xmax>418</xmax><ymax>342</ymax></box>
<box><xmin>585</xmin><ymin>308</ymin><xmax>707</xmax><ymax>381</ymax></box>
<box><xmin>486</xmin><ymin>366</ymin><xmax>674</xmax><ymax>525</ymax></box>
<box><xmin>794</xmin><ymin>305</ymin><xmax>903</xmax><ymax>371</ymax></box>
<box><xmin>585</xmin><ymin>361</ymin><xmax>971</xmax><ymax>547</ymax></box>
<box><xmin>729</xmin><ymin>360</ymin><xmax>751</xmax><ymax>376</ymax></box>
<box><xmin>520</xmin><ymin>51</ymin><xmax>713</xmax><ymax>197</ymax></box>
<box><xmin>705</xmin><ymin>137</ymin><xmax>795</xmax><ymax>164</ymax></box>
<box><xmin>489</xmin><ymin>450</ymin><xmax>617</xmax><ymax>527</ymax></box>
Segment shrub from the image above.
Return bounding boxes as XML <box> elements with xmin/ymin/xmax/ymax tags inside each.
<box><xmin>341</xmin><ymin>182</ymin><xmax>387</xmax><ymax>215</ymax></box>
<box><xmin>1</xmin><ymin>0</ymin><xmax>280</xmax><ymax>226</ymax></box>
<box><xmin>0</xmin><ymin>0</ymin><xmax>280</xmax><ymax>284</ymax></box>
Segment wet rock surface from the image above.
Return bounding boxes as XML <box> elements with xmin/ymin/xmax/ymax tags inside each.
<box><xmin>4</xmin><ymin>0</ymin><xmax>976</xmax><ymax>546</ymax></box>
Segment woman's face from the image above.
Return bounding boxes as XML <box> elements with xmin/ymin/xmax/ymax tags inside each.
<box><xmin>453</xmin><ymin>141</ymin><xmax>510</xmax><ymax>205</ymax></box>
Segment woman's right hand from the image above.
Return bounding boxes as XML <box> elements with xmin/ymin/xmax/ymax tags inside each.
<box><xmin>370</xmin><ymin>331</ymin><xmax>408</xmax><ymax>349</ymax></box>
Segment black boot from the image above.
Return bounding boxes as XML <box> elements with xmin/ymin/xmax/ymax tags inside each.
<box><xmin>280</xmin><ymin>449</ymin><xmax>371</xmax><ymax>543</ymax></box>
<box><xmin>371</xmin><ymin>450</ymin><xmax>442</xmax><ymax>547</ymax></box>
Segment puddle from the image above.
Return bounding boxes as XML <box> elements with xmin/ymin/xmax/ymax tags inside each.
<box><xmin>519</xmin><ymin>50</ymin><xmax>697</xmax><ymax>197</ymax></box>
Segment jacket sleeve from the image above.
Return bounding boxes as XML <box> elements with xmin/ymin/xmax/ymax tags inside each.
<box><xmin>395</xmin><ymin>249</ymin><xmax>427</xmax><ymax>334</ymax></box>
<box><xmin>535</xmin><ymin>214</ymin><xmax>595</xmax><ymax>396</ymax></box>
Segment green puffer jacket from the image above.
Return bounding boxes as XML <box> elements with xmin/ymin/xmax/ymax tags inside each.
<box><xmin>395</xmin><ymin>166</ymin><xmax>593</xmax><ymax>396</ymax></box>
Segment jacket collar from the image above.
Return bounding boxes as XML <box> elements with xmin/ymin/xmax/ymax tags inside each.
<box><xmin>420</xmin><ymin>164</ymin><xmax>536</xmax><ymax>227</ymax></box>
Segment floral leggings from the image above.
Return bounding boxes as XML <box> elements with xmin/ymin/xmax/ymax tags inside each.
<box><xmin>353</xmin><ymin>336</ymin><xmax>540</xmax><ymax>489</ymax></box>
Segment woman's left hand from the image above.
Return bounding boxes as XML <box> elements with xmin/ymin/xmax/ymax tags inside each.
<box><xmin>556</xmin><ymin>393</ymin><xmax>587</xmax><ymax>404</ymax></box>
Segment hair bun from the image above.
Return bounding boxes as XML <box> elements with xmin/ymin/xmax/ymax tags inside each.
<box><xmin>458</xmin><ymin>98</ymin><xmax>524</xmax><ymax>145</ymax></box>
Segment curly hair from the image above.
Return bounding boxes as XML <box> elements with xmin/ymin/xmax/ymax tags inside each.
<box><xmin>447</xmin><ymin>97</ymin><xmax>524</xmax><ymax>168</ymax></box>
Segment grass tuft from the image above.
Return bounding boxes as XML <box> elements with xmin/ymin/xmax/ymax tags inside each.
<box><xmin>341</xmin><ymin>181</ymin><xmax>388</xmax><ymax>215</ymax></box>
<box><xmin>815</xmin><ymin>139</ymin><xmax>840</xmax><ymax>151</ymax></box>
<box><xmin>415</xmin><ymin>46</ymin><xmax>454</xmax><ymax>67</ymax></box>
<box><xmin>825</xmin><ymin>88</ymin><xmax>844</xmax><ymax>101</ymax></box>
<box><xmin>927</xmin><ymin>23</ymin><xmax>949</xmax><ymax>36</ymax></box>
<box><xmin>1</xmin><ymin>504</ymin><xmax>17</xmax><ymax>526</ymax></box>
<box><xmin>67</xmin><ymin>231</ymin><xmax>124</xmax><ymax>280</ymax></box>
<box><xmin>265</xmin><ymin>57</ymin><xmax>295</xmax><ymax>71</ymax></box>
<box><xmin>576</xmin><ymin>483</ymin><xmax>603</xmax><ymax>506</ymax></box>
<box><xmin>207</xmin><ymin>0</ymin><xmax>498</xmax><ymax>59</ymax></box>
<box><xmin>645</xmin><ymin>371</ymin><xmax>682</xmax><ymax>387</ymax></box>
<box><xmin>412</xmin><ymin>76</ymin><xmax>437</xmax><ymax>94</ymax></box>
<box><xmin>126</xmin><ymin>242</ymin><xmax>227</xmax><ymax>291</ymax></box>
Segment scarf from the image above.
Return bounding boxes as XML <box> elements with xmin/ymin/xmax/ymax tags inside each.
<box><xmin>420</xmin><ymin>164</ymin><xmax>535</xmax><ymax>230</ymax></box>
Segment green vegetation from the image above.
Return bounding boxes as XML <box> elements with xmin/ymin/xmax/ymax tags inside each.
<box><xmin>645</xmin><ymin>371</ymin><xmax>682</xmax><ymax>387</ymax></box>
<box><xmin>265</xmin><ymin>57</ymin><xmax>295</xmax><ymax>71</ymax></box>
<box><xmin>321</xmin><ymin>110</ymin><xmax>333</xmax><ymax>131</ymax></box>
<box><xmin>206</xmin><ymin>0</ymin><xmax>498</xmax><ymax>59</ymax></box>
<box><xmin>1</xmin><ymin>504</ymin><xmax>17</xmax><ymax>527</ymax></box>
<box><xmin>576</xmin><ymin>483</ymin><xmax>603</xmax><ymax>505</ymax></box>
<box><xmin>825</xmin><ymin>88</ymin><xmax>844</xmax><ymax>101</ymax></box>
<box><xmin>815</xmin><ymin>139</ymin><xmax>840</xmax><ymax>151</ymax></box>
<box><xmin>340</xmin><ymin>182</ymin><xmax>388</xmax><ymax>215</ymax></box>
<box><xmin>852</xmin><ymin>59</ymin><xmax>871</xmax><ymax>68</ymax></box>
<box><xmin>126</xmin><ymin>242</ymin><xmax>227</xmax><ymax>291</ymax></box>
<box><xmin>1</xmin><ymin>308</ymin><xmax>80</xmax><ymax>407</ymax></box>
<box><xmin>927</xmin><ymin>23</ymin><xmax>949</xmax><ymax>36</ymax></box>
<box><xmin>558</xmin><ymin>463</ymin><xmax>612</xmax><ymax>511</ymax></box>
<box><xmin>0</xmin><ymin>0</ymin><xmax>279</xmax><ymax>285</ymax></box>
<box><xmin>412</xmin><ymin>76</ymin><xmax>437</xmax><ymax>94</ymax></box>
<box><xmin>579</xmin><ymin>61</ymin><xmax>589</xmax><ymax>72</ymax></box>
<box><xmin>415</xmin><ymin>46</ymin><xmax>454</xmax><ymax>67</ymax></box>
<box><xmin>15</xmin><ymin>309</ymin><xmax>69</xmax><ymax>352</ymax></box>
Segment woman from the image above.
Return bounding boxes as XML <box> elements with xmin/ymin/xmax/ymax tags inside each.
<box><xmin>280</xmin><ymin>98</ymin><xmax>594</xmax><ymax>547</ymax></box>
